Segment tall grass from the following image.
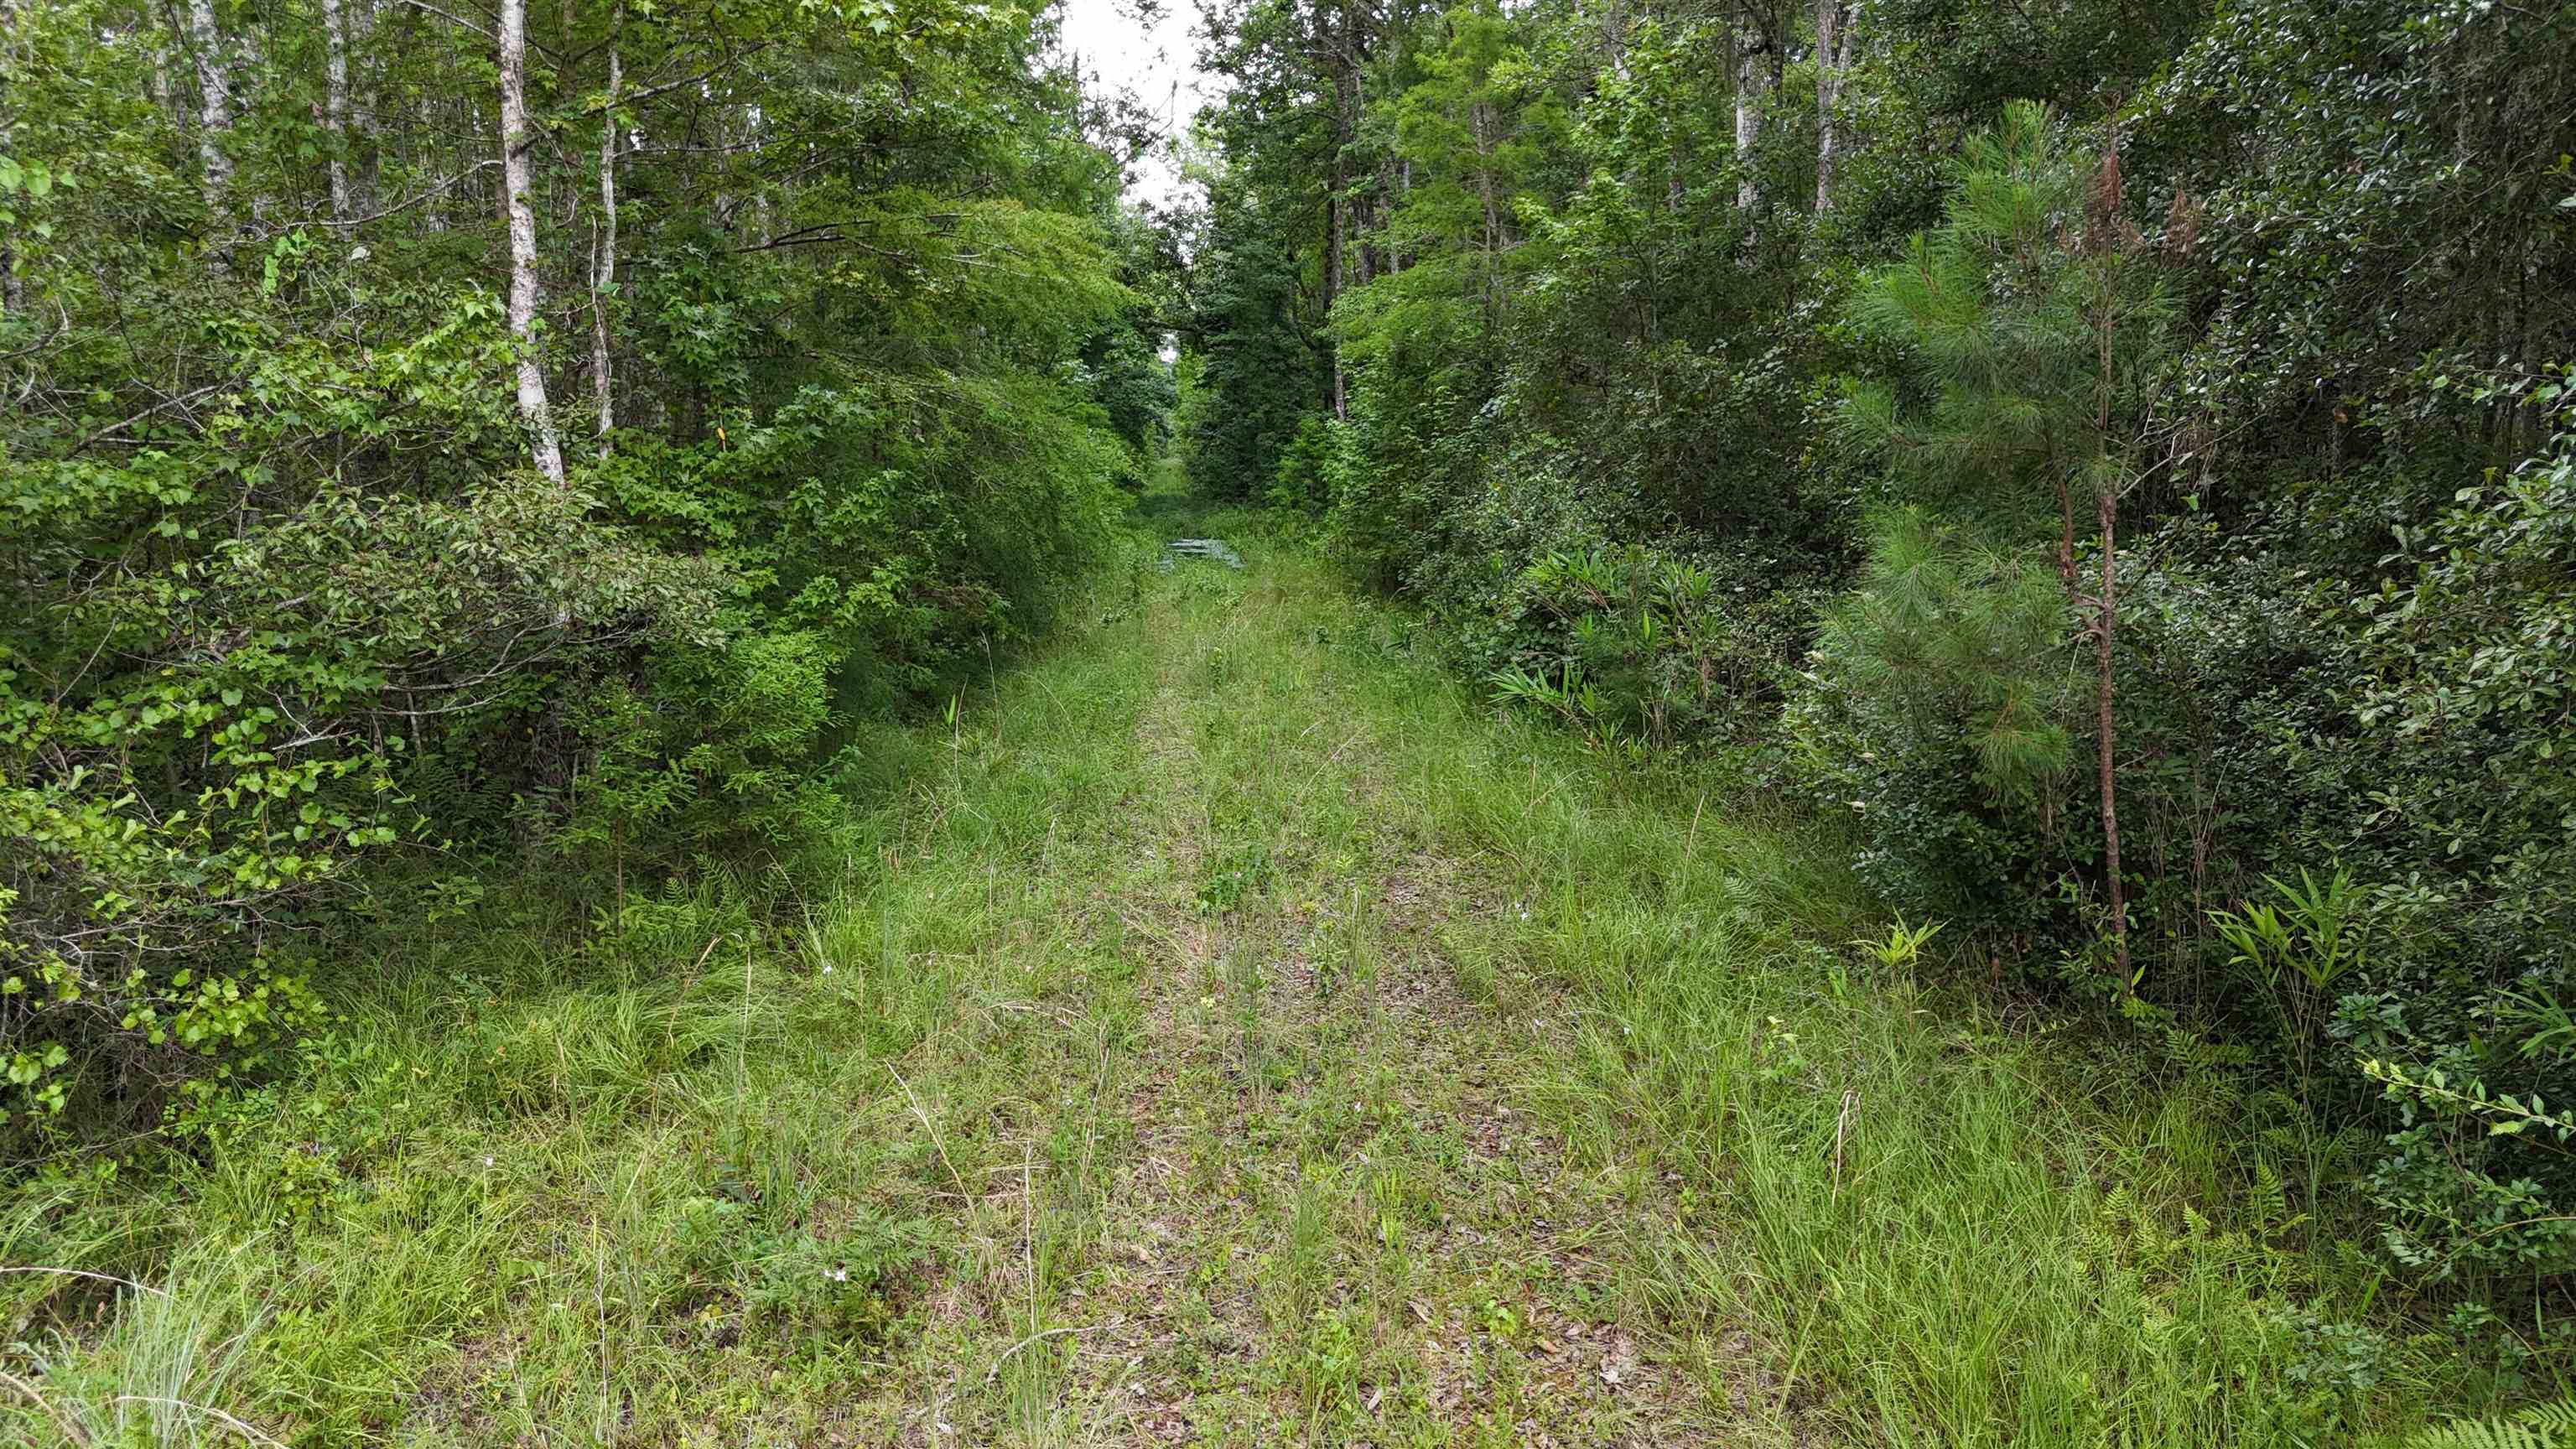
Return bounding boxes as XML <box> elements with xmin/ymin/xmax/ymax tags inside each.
<box><xmin>0</xmin><ymin>498</ymin><xmax>2454</xmax><ymax>1446</ymax></box>
<box><xmin>1192</xmin><ymin>512</ymin><xmax>2444</xmax><ymax>1444</ymax></box>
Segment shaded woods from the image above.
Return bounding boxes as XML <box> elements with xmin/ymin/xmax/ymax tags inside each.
<box><xmin>3</xmin><ymin>0</ymin><xmax>1171</xmax><ymax>1130</ymax></box>
<box><xmin>1182</xmin><ymin>0</ymin><xmax>2576</xmax><ymax>1405</ymax></box>
<box><xmin>7</xmin><ymin>0</ymin><xmax>2576</xmax><ymax>1440</ymax></box>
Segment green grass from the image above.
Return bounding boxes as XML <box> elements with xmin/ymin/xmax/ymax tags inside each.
<box><xmin>3</xmin><ymin>484</ymin><xmax>2460</xmax><ymax>1446</ymax></box>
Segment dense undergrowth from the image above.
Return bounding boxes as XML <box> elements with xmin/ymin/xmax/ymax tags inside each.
<box><xmin>1182</xmin><ymin>0</ymin><xmax>2576</xmax><ymax>1374</ymax></box>
<box><xmin>0</xmin><ymin>496</ymin><xmax>2507</xmax><ymax>1443</ymax></box>
<box><xmin>3</xmin><ymin>0</ymin><xmax>1173</xmax><ymax>1150</ymax></box>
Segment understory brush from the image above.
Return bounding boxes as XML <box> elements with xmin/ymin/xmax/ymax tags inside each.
<box><xmin>1190</xmin><ymin>0</ymin><xmax>2576</xmax><ymax>1371</ymax></box>
<box><xmin>1321</xmin><ymin>607</ymin><xmax>2479</xmax><ymax>1444</ymax></box>
<box><xmin>1</xmin><ymin>570</ymin><xmax>1159</xmax><ymax>1444</ymax></box>
<box><xmin>0</xmin><ymin>522</ymin><xmax>2504</xmax><ymax>1445</ymax></box>
<box><xmin>1199</xmin><ymin>536</ymin><xmax>2488</xmax><ymax>1441</ymax></box>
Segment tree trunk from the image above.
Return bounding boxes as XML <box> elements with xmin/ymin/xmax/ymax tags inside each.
<box><xmin>590</xmin><ymin>4</ymin><xmax>621</xmax><ymax>454</ymax></box>
<box><xmin>1732</xmin><ymin>6</ymin><xmax>1769</xmax><ymax>211</ymax></box>
<box><xmin>1369</xmin><ymin>154</ymin><xmax>1399</xmax><ymax>279</ymax></box>
<box><xmin>500</xmin><ymin>0</ymin><xmax>566</xmax><ymax>484</ymax></box>
<box><xmin>413</xmin><ymin>65</ymin><xmax>438</xmax><ymax>238</ymax></box>
<box><xmin>350</xmin><ymin>0</ymin><xmax>377</xmax><ymax>208</ymax></box>
<box><xmin>1329</xmin><ymin>179</ymin><xmax>1349</xmax><ymax>415</ymax></box>
<box><xmin>2085</xmin><ymin>128</ymin><xmax>2132</xmax><ymax>989</ymax></box>
<box><xmin>1399</xmin><ymin>156</ymin><xmax>1414</xmax><ymax>272</ymax></box>
<box><xmin>0</xmin><ymin>0</ymin><xmax>17</xmax><ymax>318</ymax></box>
<box><xmin>2094</xmin><ymin>464</ymin><xmax>2129</xmax><ymax>987</ymax></box>
<box><xmin>2054</xmin><ymin>480</ymin><xmax>2078</xmax><ymax>594</ymax></box>
<box><xmin>1324</xmin><ymin>0</ymin><xmax>1360</xmax><ymax>420</ymax></box>
<box><xmin>1814</xmin><ymin>0</ymin><xmax>1852</xmax><ymax>212</ymax></box>
<box><xmin>184</xmin><ymin>0</ymin><xmax>236</xmax><ymax>228</ymax></box>
<box><xmin>324</xmin><ymin>0</ymin><xmax>352</xmax><ymax>220</ymax></box>
<box><xmin>1471</xmin><ymin>99</ymin><xmax>1504</xmax><ymax>315</ymax></box>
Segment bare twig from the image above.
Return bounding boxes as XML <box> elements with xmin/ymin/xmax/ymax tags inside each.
<box><xmin>886</xmin><ymin>1061</ymin><xmax>970</xmax><ymax>1199</ymax></box>
<box><xmin>388</xmin><ymin>0</ymin><xmax>491</xmax><ymax>40</ymax></box>
<box><xmin>291</xmin><ymin>159</ymin><xmax>501</xmax><ymax>231</ymax></box>
<box><xmin>984</xmin><ymin>1326</ymin><xmax>1085</xmax><ymax>1384</ymax></box>
<box><xmin>0</xmin><ymin>1370</ymin><xmax>91</xmax><ymax>1446</ymax></box>
<box><xmin>0</xmin><ymin>1265</ymin><xmax>174</xmax><ymax>1299</ymax></box>
<box><xmin>70</xmin><ymin>381</ymin><xmax>236</xmax><ymax>452</ymax></box>
<box><xmin>1831</xmin><ymin>1088</ymin><xmax>1859</xmax><ymax>1199</ymax></box>
<box><xmin>109</xmin><ymin>1396</ymin><xmax>288</xmax><ymax>1447</ymax></box>
<box><xmin>612</xmin><ymin>42</ymin><xmax>775</xmax><ymax>110</ymax></box>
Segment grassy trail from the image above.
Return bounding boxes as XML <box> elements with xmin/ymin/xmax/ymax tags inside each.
<box><xmin>8</xmin><ymin>501</ymin><xmax>2407</xmax><ymax>1446</ymax></box>
<box><xmin>1014</xmin><ymin>525</ymin><xmax>1737</xmax><ymax>1446</ymax></box>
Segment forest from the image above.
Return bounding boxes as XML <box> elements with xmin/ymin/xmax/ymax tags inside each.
<box><xmin>3</xmin><ymin>0</ymin><xmax>2574</xmax><ymax>1441</ymax></box>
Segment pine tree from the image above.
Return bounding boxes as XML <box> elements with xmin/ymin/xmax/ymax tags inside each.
<box><xmin>1841</xmin><ymin>101</ymin><xmax>2172</xmax><ymax>981</ymax></box>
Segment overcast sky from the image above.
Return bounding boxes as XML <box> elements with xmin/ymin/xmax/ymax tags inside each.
<box><xmin>1054</xmin><ymin>0</ymin><xmax>1218</xmax><ymax>209</ymax></box>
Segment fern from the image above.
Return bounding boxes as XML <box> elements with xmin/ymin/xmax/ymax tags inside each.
<box><xmin>2404</xmin><ymin>1398</ymin><xmax>2576</xmax><ymax>1449</ymax></box>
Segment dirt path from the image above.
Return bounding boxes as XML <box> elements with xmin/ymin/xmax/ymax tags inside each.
<box><xmin>945</xmin><ymin>553</ymin><xmax>1737</xmax><ymax>1446</ymax></box>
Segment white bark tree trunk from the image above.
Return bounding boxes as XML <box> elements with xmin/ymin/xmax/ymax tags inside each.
<box><xmin>323</xmin><ymin>0</ymin><xmax>352</xmax><ymax>219</ymax></box>
<box><xmin>350</xmin><ymin>0</ymin><xmax>378</xmax><ymax>208</ymax></box>
<box><xmin>499</xmin><ymin>0</ymin><xmax>566</xmax><ymax>484</ymax></box>
<box><xmin>184</xmin><ymin>0</ymin><xmax>235</xmax><ymax>227</ymax></box>
<box><xmin>0</xmin><ymin>0</ymin><xmax>18</xmax><ymax>317</ymax></box>
<box><xmin>1815</xmin><ymin>0</ymin><xmax>1852</xmax><ymax>212</ymax></box>
<box><xmin>1732</xmin><ymin>8</ymin><xmax>1770</xmax><ymax>211</ymax></box>
<box><xmin>589</xmin><ymin>7</ymin><xmax>621</xmax><ymax>454</ymax></box>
